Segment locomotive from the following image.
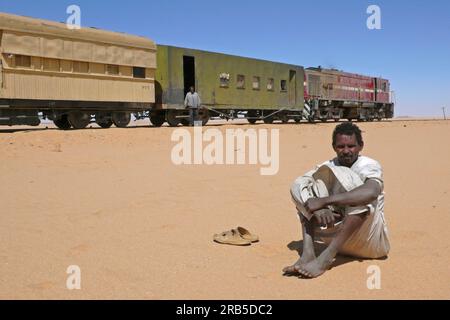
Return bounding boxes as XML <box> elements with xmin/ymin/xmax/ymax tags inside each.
<box><xmin>305</xmin><ymin>67</ymin><xmax>393</xmax><ymax>122</ymax></box>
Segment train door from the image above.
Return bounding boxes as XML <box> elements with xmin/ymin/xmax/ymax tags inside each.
<box><xmin>308</xmin><ymin>74</ymin><xmax>320</xmax><ymax>97</ymax></box>
<box><xmin>289</xmin><ymin>70</ymin><xmax>296</xmax><ymax>105</ymax></box>
<box><xmin>183</xmin><ymin>56</ymin><xmax>196</xmax><ymax>97</ymax></box>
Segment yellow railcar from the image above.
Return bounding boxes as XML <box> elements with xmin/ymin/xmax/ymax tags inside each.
<box><xmin>151</xmin><ymin>45</ymin><xmax>305</xmax><ymax>126</ymax></box>
<box><xmin>0</xmin><ymin>12</ymin><xmax>156</xmax><ymax>129</ymax></box>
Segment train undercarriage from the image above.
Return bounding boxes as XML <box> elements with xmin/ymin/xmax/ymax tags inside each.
<box><xmin>0</xmin><ymin>99</ymin><xmax>394</xmax><ymax>129</ymax></box>
<box><xmin>306</xmin><ymin>99</ymin><xmax>394</xmax><ymax>122</ymax></box>
<box><xmin>146</xmin><ymin>100</ymin><xmax>393</xmax><ymax>127</ymax></box>
<box><xmin>0</xmin><ymin>99</ymin><xmax>148</xmax><ymax>129</ymax></box>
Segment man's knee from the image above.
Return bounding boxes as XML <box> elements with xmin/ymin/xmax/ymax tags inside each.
<box><xmin>290</xmin><ymin>180</ymin><xmax>304</xmax><ymax>205</ymax></box>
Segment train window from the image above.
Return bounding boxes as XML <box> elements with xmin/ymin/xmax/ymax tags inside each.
<box><xmin>133</xmin><ymin>67</ymin><xmax>146</xmax><ymax>79</ymax></box>
<box><xmin>15</xmin><ymin>55</ymin><xmax>31</xmax><ymax>68</ymax></box>
<box><xmin>43</xmin><ymin>58</ymin><xmax>60</xmax><ymax>72</ymax></box>
<box><xmin>280</xmin><ymin>80</ymin><xmax>287</xmax><ymax>92</ymax></box>
<box><xmin>120</xmin><ymin>66</ymin><xmax>132</xmax><ymax>77</ymax></box>
<box><xmin>219</xmin><ymin>73</ymin><xmax>230</xmax><ymax>87</ymax></box>
<box><xmin>252</xmin><ymin>76</ymin><xmax>260</xmax><ymax>90</ymax></box>
<box><xmin>73</xmin><ymin>61</ymin><xmax>89</xmax><ymax>73</ymax></box>
<box><xmin>107</xmin><ymin>64</ymin><xmax>119</xmax><ymax>75</ymax></box>
<box><xmin>237</xmin><ymin>74</ymin><xmax>245</xmax><ymax>89</ymax></box>
<box><xmin>90</xmin><ymin>63</ymin><xmax>105</xmax><ymax>74</ymax></box>
<box><xmin>60</xmin><ymin>60</ymin><xmax>73</xmax><ymax>72</ymax></box>
<box><xmin>382</xmin><ymin>82</ymin><xmax>387</xmax><ymax>92</ymax></box>
<box><xmin>267</xmin><ymin>78</ymin><xmax>274</xmax><ymax>91</ymax></box>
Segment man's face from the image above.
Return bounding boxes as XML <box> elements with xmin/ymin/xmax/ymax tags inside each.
<box><xmin>190</xmin><ymin>87</ymin><xmax>195</xmax><ymax>93</ymax></box>
<box><xmin>333</xmin><ymin>133</ymin><xmax>363</xmax><ymax>167</ymax></box>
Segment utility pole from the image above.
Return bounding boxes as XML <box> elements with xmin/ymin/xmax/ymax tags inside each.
<box><xmin>443</xmin><ymin>107</ymin><xmax>447</xmax><ymax>120</ymax></box>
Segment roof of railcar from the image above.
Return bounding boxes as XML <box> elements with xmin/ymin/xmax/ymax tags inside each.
<box><xmin>306</xmin><ymin>67</ymin><xmax>388</xmax><ymax>82</ymax></box>
<box><xmin>158</xmin><ymin>44</ymin><xmax>305</xmax><ymax>69</ymax></box>
<box><xmin>0</xmin><ymin>12</ymin><xmax>156</xmax><ymax>50</ymax></box>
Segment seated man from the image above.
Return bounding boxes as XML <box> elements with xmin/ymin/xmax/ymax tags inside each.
<box><xmin>283</xmin><ymin>122</ymin><xmax>390</xmax><ymax>278</ymax></box>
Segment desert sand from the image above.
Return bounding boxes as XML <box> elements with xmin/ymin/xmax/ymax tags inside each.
<box><xmin>0</xmin><ymin>119</ymin><xmax>449</xmax><ymax>299</ymax></box>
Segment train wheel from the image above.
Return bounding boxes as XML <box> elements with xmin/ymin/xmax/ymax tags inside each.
<box><xmin>294</xmin><ymin>118</ymin><xmax>301</xmax><ymax>123</ymax></box>
<box><xmin>54</xmin><ymin>115</ymin><xmax>71</xmax><ymax>130</ymax></box>
<box><xmin>150</xmin><ymin>112</ymin><xmax>165</xmax><ymax>127</ymax></box>
<box><xmin>68</xmin><ymin>112</ymin><xmax>91</xmax><ymax>129</ymax></box>
<box><xmin>112</xmin><ymin>112</ymin><xmax>131</xmax><ymax>128</ymax></box>
<box><xmin>247</xmin><ymin>110</ymin><xmax>258</xmax><ymax>124</ymax></box>
<box><xmin>97</xmin><ymin>120</ymin><xmax>113</xmax><ymax>128</ymax></box>
<box><xmin>280</xmin><ymin>113</ymin><xmax>289</xmax><ymax>124</ymax></box>
<box><xmin>96</xmin><ymin>112</ymin><xmax>113</xmax><ymax>128</ymax></box>
<box><xmin>167</xmin><ymin>110</ymin><xmax>180</xmax><ymax>127</ymax></box>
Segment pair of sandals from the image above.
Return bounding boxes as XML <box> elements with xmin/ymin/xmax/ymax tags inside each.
<box><xmin>213</xmin><ymin>227</ymin><xmax>259</xmax><ymax>246</ymax></box>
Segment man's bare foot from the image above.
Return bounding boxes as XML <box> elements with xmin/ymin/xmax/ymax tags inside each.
<box><xmin>297</xmin><ymin>255</ymin><xmax>334</xmax><ymax>278</ymax></box>
<box><xmin>282</xmin><ymin>253</ymin><xmax>315</xmax><ymax>275</ymax></box>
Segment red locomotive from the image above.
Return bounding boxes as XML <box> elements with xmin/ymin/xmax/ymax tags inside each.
<box><xmin>305</xmin><ymin>67</ymin><xmax>394</xmax><ymax>121</ymax></box>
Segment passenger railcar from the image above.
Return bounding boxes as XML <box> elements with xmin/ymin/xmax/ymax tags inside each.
<box><xmin>0</xmin><ymin>12</ymin><xmax>156</xmax><ymax>129</ymax></box>
<box><xmin>151</xmin><ymin>45</ymin><xmax>305</xmax><ymax>126</ymax></box>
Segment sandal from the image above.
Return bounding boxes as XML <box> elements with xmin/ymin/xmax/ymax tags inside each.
<box><xmin>235</xmin><ymin>226</ymin><xmax>259</xmax><ymax>243</ymax></box>
<box><xmin>213</xmin><ymin>229</ymin><xmax>252</xmax><ymax>246</ymax></box>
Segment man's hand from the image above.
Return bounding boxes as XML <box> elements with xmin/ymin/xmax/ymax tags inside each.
<box><xmin>304</xmin><ymin>197</ymin><xmax>328</xmax><ymax>214</ymax></box>
<box><xmin>313</xmin><ymin>208</ymin><xmax>341</xmax><ymax>227</ymax></box>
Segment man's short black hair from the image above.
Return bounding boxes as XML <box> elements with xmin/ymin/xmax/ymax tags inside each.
<box><xmin>332</xmin><ymin>122</ymin><xmax>364</xmax><ymax>146</ymax></box>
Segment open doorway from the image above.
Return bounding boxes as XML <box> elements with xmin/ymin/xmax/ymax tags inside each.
<box><xmin>183</xmin><ymin>56</ymin><xmax>196</xmax><ymax>97</ymax></box>
<box><xmin>289</xmin><ymin>70</ymin><xmax>297</xmax><ymax>105</ymax></box>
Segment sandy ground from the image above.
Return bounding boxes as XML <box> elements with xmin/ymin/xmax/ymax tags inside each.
<box><xmin>0</xmin><ymin>119</ymin><xmax>449</xmax><ymax>300</ymax></box>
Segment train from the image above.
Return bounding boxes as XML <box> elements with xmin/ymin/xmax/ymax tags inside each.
<box><xmin>0</xmin><ymin>12</ymin><xmax>394</xmax><ymax>129</ymax></box>
<box><xmin>305</xmin><ymin>67</ymin><xmax>393</xmax><ymax>122</ymax></box>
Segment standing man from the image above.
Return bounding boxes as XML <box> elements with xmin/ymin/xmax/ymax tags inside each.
<box><xmin>283</xmin><ymin>122</ymin><xmax>390</xmax><ymax>278</ymax></box>
<box><xmin>184</xmin><ymin>86</ymin><xmax>201</xmax><ymax>126</ymax></box>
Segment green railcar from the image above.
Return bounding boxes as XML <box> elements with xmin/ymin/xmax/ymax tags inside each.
<box><xmin>150</xmin><ymin>45</ymin><xmax>305</xmax><ymax>126</ymax></box>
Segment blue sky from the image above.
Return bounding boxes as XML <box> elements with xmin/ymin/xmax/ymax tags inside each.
<box><xmin>1</xmin><ymin>0</ymin><xmax>449</xmax><ymax>116</ymax></box>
